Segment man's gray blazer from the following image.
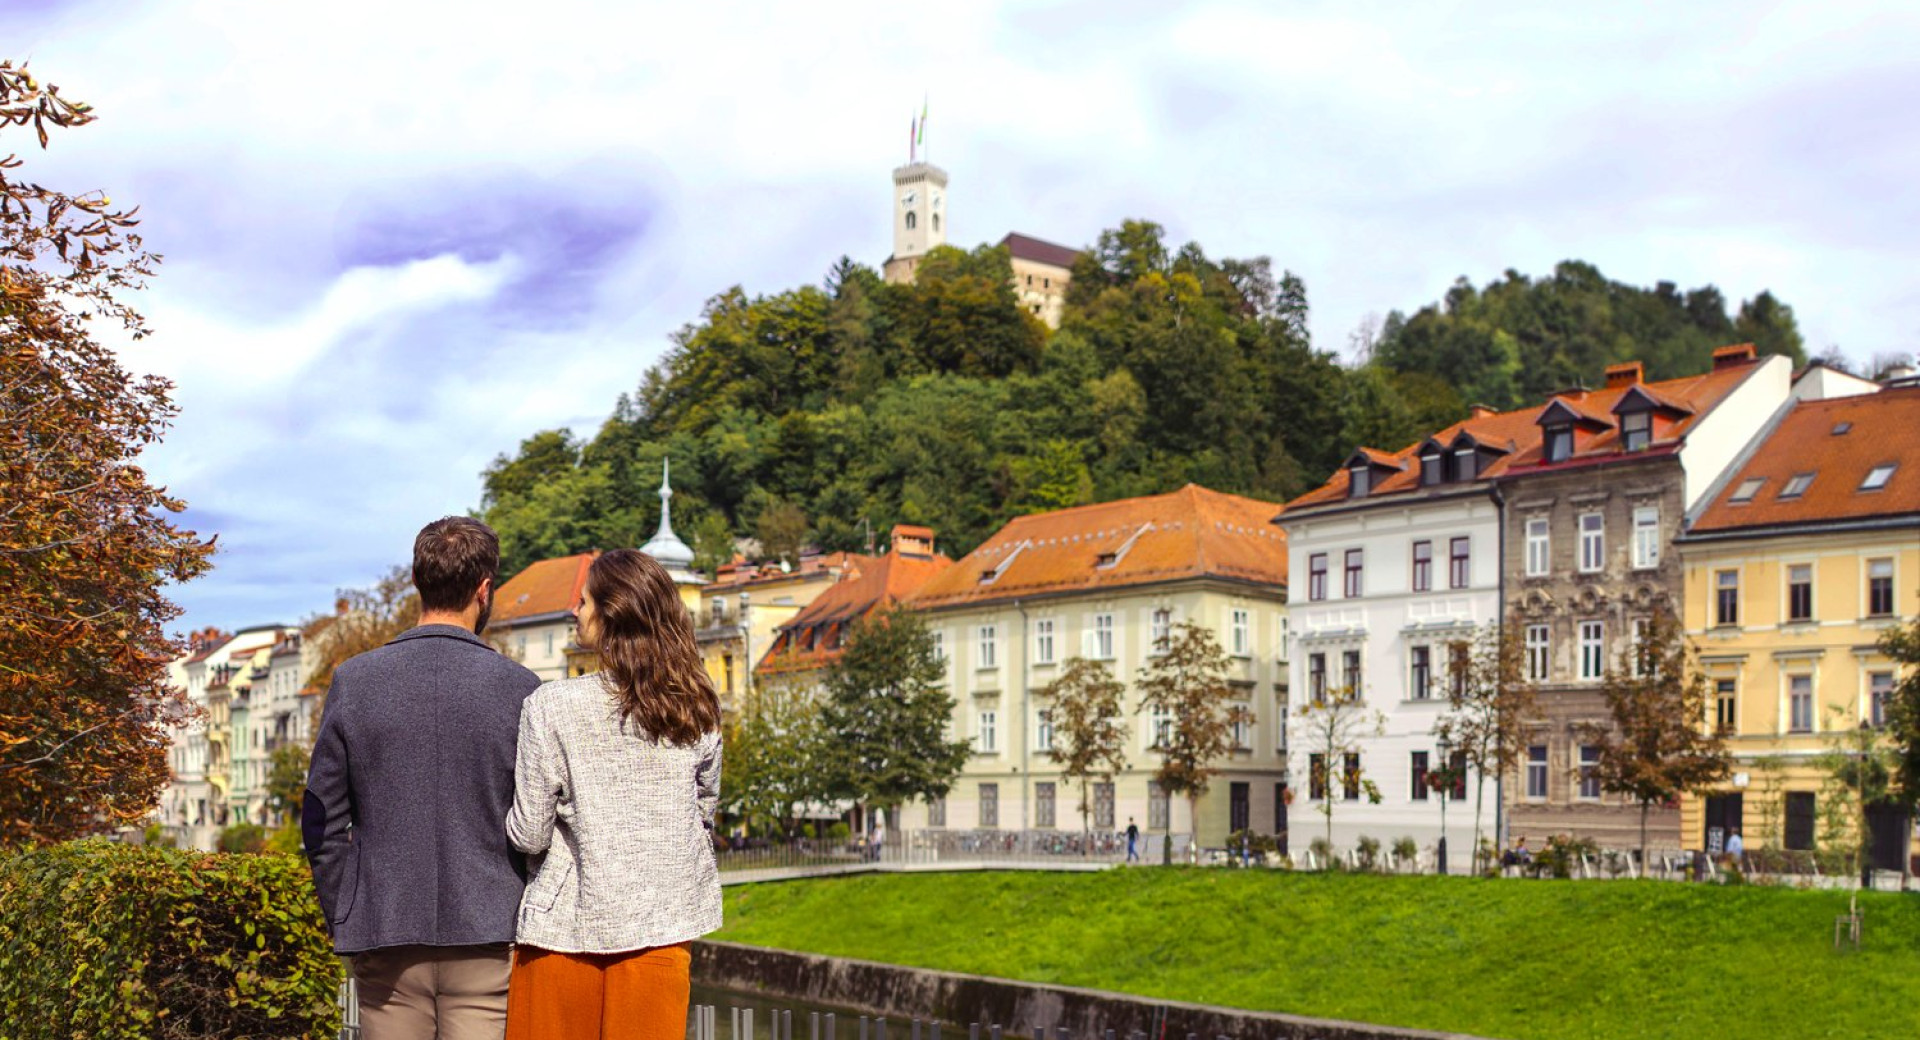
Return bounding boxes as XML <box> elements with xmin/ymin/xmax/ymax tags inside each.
<box><xmin>303</xmin><ymin>624</ymin><xmax>542</xmax><ymax>954</ymax></box>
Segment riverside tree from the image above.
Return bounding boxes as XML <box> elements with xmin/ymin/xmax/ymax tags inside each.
<box><xmin>1136</xmin><ymin>623</ymin><xmax>1247</xmax><ymax>856</ymax></box>
<box><xmin>1039</xmin><ymin>656</ymin><xmax>1129</xmax><ymax>844</ymax></box>
<box><xmin>817</xmin><ymin>606</ymin><xmax>971</xmax><ymax>829</ymax></box>
<box><xmin>1581</xmin><ymin>610</ymin><xmax>1732</xmax><ymax>865</ymax></box>
<box><xmin>719</xmin><ymin>666</ymin><xmax>827</xmax><ymax>837</ymax></box>
<box><xmin>0</xmin><ymin>62</ymin><xmax>215</xmax><ymax>846</ymax></box>
<box><xmin>1294</xmin><ymin>680</ymin><xmax>1385</xmax><ymax>865</ymax></box>
<box><xmin>1436</xmin><ymin>622</ymin><xmax>1539</xmax><ymax>865</ymax></box>
<box><xmin>304</xmin><ymin>564</ymin><xmax>419</xmax><ymax>708</ymax></box>
<box><xmin>1876</xmin><ymin>616</ymin><xmax>1920</xmax><ymax>889</ymax></box>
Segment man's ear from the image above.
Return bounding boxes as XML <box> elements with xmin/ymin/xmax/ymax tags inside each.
<box><xmin>476</xmin><ymin>576</ymin><xmax>494</xmax><ymax>607</ymax></box>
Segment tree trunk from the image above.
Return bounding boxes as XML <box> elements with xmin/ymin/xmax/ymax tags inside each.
<box><xmin>1081</xmin><ymin>777</ymin><xmax>1091</xmax><ymax>857</ymax></box>
<box><xmin>1639</xmin><ymin>800</ymin><xmax>1650</xmax><ymax>872</ymax></box>
<box><xmin>1473</xmin><ymin>773</ymin><xmax>1487</xmax><ymax>874</ymax></box>
<box><xmin>1189</xmin><ymin>794</ymin><xmax>1201</xmax><ymax>864</ymax></box>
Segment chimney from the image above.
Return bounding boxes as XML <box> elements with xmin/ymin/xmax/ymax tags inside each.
<box><xmin>890</xmin><ymin>524</ymin><xmax>936</xmax><ymax>558</ymax></box>
<box><xmin>1712</xmin><ymin>343</ymin><xmax>1758</xmax><ymax>370</ymax></box>
<box><xmin>1470</xmin><ymin>404</ymin><xmax>1496</xmax><ymax>420</ymax></box>
<box><xmin>1604</xmin><ymin>361</ymin><xmax>1644</xmax><ymax>389</ymax></box>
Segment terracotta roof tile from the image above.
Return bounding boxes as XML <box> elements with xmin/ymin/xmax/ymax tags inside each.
<box><xmin>491</xmin><ymin>552</ymin><xmax>597</xmax><ymax>627</ymax></box>
<box><xmin>1692</xmin><ymin>385</ymin><xmax>1920</xmax><ymax>532</ymax></box>
<box><xmin>906</xmin><ymin>485</ymin><xmax>1287</xmax><ymax>611</ymax></box>
<box><xmin>758</xmin><ymin>549</ymin><xmax>954</xmax><ymax>673</ymax></box>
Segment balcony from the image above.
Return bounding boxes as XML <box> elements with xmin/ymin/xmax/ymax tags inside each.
<box><xmin>696</xmin><ymin>621</ymin><xmax>747</xmax><ymax>645</ymax></box>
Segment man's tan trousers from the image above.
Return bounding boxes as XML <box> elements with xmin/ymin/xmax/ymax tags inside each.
<box><xmin>352</xmin><ymin>944</ymin><xmax>512</xmax><ymax>1040</ymax></box>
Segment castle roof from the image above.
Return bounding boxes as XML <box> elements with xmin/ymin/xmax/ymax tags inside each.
<box><xmin>1000</xmin><ymin>232</ymin><xmax>1080</xmax><ymax>270</ymax></box>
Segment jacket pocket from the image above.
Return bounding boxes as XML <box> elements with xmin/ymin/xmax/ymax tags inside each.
<box><xmin>332</xmin><ymin>841</ymin><xmax>362</xmax><ymax>926</ymax></box>
<box><xmin>528</xmin><ymin>858</ymin><xmax>573</xmax><ymax>913</ymax></box>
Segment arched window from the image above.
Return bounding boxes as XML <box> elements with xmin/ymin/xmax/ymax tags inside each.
<box><xmin>905</xmin><ymin>211</ymin><xmax>917</xmax><ymax>230</ymax></box>
<box><xmin>932</xmin><ymin>214</ymin><xmax>941</xmax><ymax>232</ymax></box>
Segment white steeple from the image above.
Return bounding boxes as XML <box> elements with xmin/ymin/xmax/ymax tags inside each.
<box><xmin>639</xmin><ymin>458</ymin><xmax>699</xmax><ymax>578</ymax></box>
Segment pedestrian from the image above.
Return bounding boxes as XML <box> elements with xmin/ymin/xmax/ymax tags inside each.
<box><xmin>304</xmin><ymin>517</ymin><xmax>541</xmax><ymax>1040</ymax></box>
<box><xmin>505</xmin><ymin>549</ymin><xmax>724</xmax><ymax>1040</ymax></box>
<box><xmin>869</xmin><ymin>812</ymin><xmax>887</xmax><ymax>863</ymax></box>
<box><xmin>1125</xmin><ymin>817</ymin><xmax>1140</xmax><ymax>863</ymax></box>
<box><xmin>1726</xmin><ymin>828</ymin><xmax>1744</xmax><ymax>865</ymax></box>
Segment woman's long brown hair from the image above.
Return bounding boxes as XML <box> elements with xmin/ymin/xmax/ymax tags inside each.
<box><xmin>585</xmin><ymin>549</ymin><xmax>720</xmax><ymax>744</ymax></box>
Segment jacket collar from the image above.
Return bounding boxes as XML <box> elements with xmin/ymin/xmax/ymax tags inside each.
<box><xmin>388</xmin><ymin>623</ymin><xmax>490</xmax><ymax>648</ymax></box>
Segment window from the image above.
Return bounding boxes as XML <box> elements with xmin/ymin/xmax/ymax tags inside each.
<box><xmin>1871</xmin><ymin>671</ymin><xmax>1894</xmax><ymax>728</ymax></box>
<box><xmin>544</xmin><ymin>630</ymin><xmax>555</xmax><ymax>657</ymax></box>
<box><xmin>1578</xmin><ymin>513</ymin><xmax>1605</xmax><ymax>573</ymax></box>
<box><xmin>1861</xmin><ymin>464</ymin><xmax>1896</xmax><ymax>492</ymax></box>
<box><xmin>1449</xmin><ymin>643</ymin><xmax>1470</xmax><ymax>698</ymax></box>
<box><xmin>1230</xmin><ymin>609</ymin><xmax>1251</xmax><ymax>657</ymax></box>
<box><xmin>1411</xmin><ymin>751</ymin><xmax>1430</xmax><ymax>801</ymax></box>
<box><xmin>1546</xmin><ymin>425</ymin><xmax>1573</xmax><ymax>462</ymax></box>
<box><xmin>976</xmin><ymin>709</ymin><xmax>998</xmax><ymax>752</ymax></box>
<box><xmin>1421</xmin><ymin>452</ymin><xmax>1443</xmax><ymax>486</ymax></box>
<box><xmin>1035</xmin><ymin>618</ymin><xmax>1056</xmax><ymax>665</ymax></box>
<box><xmin>1308</xmin><ymin>554</ymin><xmax>1328</xmax><ymax>601</ymax></box>
<box><xmin>1093</xmin><ymin>782</ymin><xmax>1115</xmax><ymax>828</ymax></box>
<box><xmin>1715</xmin><ymin>570</ymin><xmax>1740</xmax><ymax>626</ymax></box>
<box><xmin>1411</xmin><ymin>540</ymin><xmax>1433</xmax><ymax>592</ymax></box>
<box><xmin>1578</xmin><ymin>621</ymin><xmax>1605</xmax><ymax>681</ymax></box>
<box><xmin>1035</xmin><ymin>782</ymin><xmax>1056</xmax><ymax>828</ymax></box>
<box><xmin>1149</xmin><ymin>703</ymin><xmax>1173</xmax><ymax>749</ymax></box>
<box><xmin>1526</xmin><ymin>745</ymin><xmax>1548</xmax><ymax>799</ymax></box>
<box><xmin>1868</xmin><ymin>559</ymin><xmax>1895</xmax><ymax>616</ymax></box>
<box><xmin>1785</xmin><ymin>791</ymin><xmax>1816</xmax><ymax>851</ymax></box>
<box><xmin>1092</xmin><ymin>613</ymin><xmax>1115</xmax><ymax>660</ymax></box>
<box><xmin>1631</xmin><ymin>507</ymin><xmax>1660</xmax><ymax>570</ymax></box>
<box><xmin>1789</xmin><ymin>676</ymin><xmax>1813</xmax><ymax>733</ymax></box>
<box><xmin>1231</xmin><ymin>706</ymin><xmax>1252</xmax><ymax>749</ymax></box>
<box><xmin>1150</xmin><ymin>608</ymin><xmax>1171</xmax><ymax>654</ymax></box>
<box><xmin>1730</xmin><ymin>477</ymin><xmax>1765</xmax><ymax>504</ymax></box>
<box><xmin>1148</xmin><ymin>781</ymin><xmax>1171</xmax><ymax>829</ymax></box>
<box><xmin>1036</xmin><ymin>709</ymin><xmax>1054</xmax><ymax>752</ymax></box>
<box><xmin>1410</xmin><ymin>645</ymin><xmax>1432</xmax><ymax>700</ymax></box>
<box><xmin>978</xmin><ymin>783</ymin><xmax>998</xmax><ymax>828</ymax></box>
<box><xmin>1308</xmin><ymin>653</ymin><xmax>1327</xmax><ymax>704</ymax></box>
<box><xmin>1578</xmin><ymin>745</ymin><xmax>1602</xmax><ymax>799</ymax></box>
<box><xmin>905</xmin><ymin>210</ymin><xmax>917</xmax><ymax>230</ymax></box>
<box><xmin>931</xmin><ymin>630</ymin><xmax>946</xmax><ymax>663</ymax></box>
<box><xmin>1348</xmin><ymin>466</ymin><xmax>1371</xmax><ymax>498</ymax></box>
<box><xmin>1715</xmin><ymin>678</ymin><xmax>1737</xmax><ymax>734</ymax></box>
<box><xmin>1344</xmin><ymin>549</ymin><xmax>1364</xmax><ymax>598</ymax></box>
<box><xmin>1780</xmin><ymin>472</ymin><xmax>1814</xmax><ymax>499</ymax></box>
<box><xmin>1621</xmin><ymin>409</ymin><xmax>1652</xmax><ymax>451</ymax></box>
<box><xmin>1342</xmin><ymin>753</ymin><xmax>1361</xmax><ymax>801</ymax></box>
<box><xmin>1454</xmin><ymin>448</ymin><xmax>1479</xmax><ymax>481</ymax></box>
<box><xmin>1787</xmin><ymin>564</ymin><xmax>1814</xmax><ymax>622</ymax></box>
<box><xmin>1525</xmin><ymin>517</ymin><xmax>1550</xmax><ymax>577</ymax></box>
<box><xmin>1307</xmin><ymin>754</ymin><xmax>1329</xmax><ymax>800</ymax></box>
<box><xmin>1449</xmin><ymin>536</ymin><xmax>1471</xmax><ymax>589</ymax></box>
<box><xmin>1525</xmin><ymin>624</ymin><xmax>1550</xmax><ymax>681</ymax></box>
<box><xmin>976</xmin><ymin>625</ymin><xmax>998</xmax><ymax>669</ymax></box>
<box><xmin>1342</xmin><ymin>649</ymin><xmax>1363</xmax><ymax>696</ymax></box>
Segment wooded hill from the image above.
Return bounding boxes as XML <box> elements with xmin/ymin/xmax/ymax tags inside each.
<box><xmin>477</xmin><ymin>220</ymin><xmax>1805</xmax><ymax>578</ymax></box>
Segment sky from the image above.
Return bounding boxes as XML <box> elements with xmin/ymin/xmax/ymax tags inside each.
<box><xmin>8</xmin><ymin>0</ymin><xmax>1918</xmax><ymax>634</ymax></box>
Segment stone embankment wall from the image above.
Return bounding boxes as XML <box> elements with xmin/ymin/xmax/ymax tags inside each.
<box><xmin>694</xmin><ymin>941</ymin><xmax>1499</xmax><ymax>1040</ymax></box>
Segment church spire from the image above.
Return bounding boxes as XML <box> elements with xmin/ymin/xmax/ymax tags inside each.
<box><xmin>639</xmin><ymin>457</ymin><xmax>696</xmax><ymax>573</ymax></box>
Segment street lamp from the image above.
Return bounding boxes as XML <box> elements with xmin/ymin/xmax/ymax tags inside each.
<box><xmin>1436</xmin><ymin>734</ymin><xmax>1453</xmax><ymax>876</ymax></box>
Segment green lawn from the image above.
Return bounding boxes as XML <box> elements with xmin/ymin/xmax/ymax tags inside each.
<box><xmin>715</xmin><ymin>870</ymin><xmax>1920</xmax><ymax>1040</ymax></box>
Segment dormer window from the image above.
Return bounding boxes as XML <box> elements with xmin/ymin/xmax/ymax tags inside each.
<box><xmin>1349</xmin><ymin>466</ymin><xmax>1372</xmax><ymax>499</ymax></box>
<box><xmin>1620</xmin><ymin>409</ymin><xmax>1652</xmax><ymax>452</ymax></box>
<box><xmin>1861</xmin><ymin>464</ymin><xmax>1896</xmax><ymax>492</ymax></box>
<box><xmin>1453</xmin><ymin>448</ymin><xmax>1478</xmax><ymax>481</ymax></box>
<box><xmin>1730</xmin><ymin>477</ymin><xmax>1764</xmax><ymax>503</ymax></box>
<box><xmin>1545</xmin><ymin>425</ymin><xmax>1574</xmax><ymax>463</ymax></box>
<box><xmin>1420</xmin><ymin>452</ymin><xmax>1443</xmax><ymax>486</ymax></box>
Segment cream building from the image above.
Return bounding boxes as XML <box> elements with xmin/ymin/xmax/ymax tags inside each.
<box><xmin>696</xmin><ymin>551</ymin><xmax>855</xmax><ymax>710</ymax></box>
<box><xmin>160</xmin><ymin>623</ymin><xmax>292</xmax><ymax>848</ymax></box>
<box><xmin>897</xmin><ymin>486</ymin><xmax>1291</xmax><ymax>849</ymax></box>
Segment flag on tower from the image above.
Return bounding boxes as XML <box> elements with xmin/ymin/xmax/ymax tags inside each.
<box><xmin>918</xmin><ymin>97</ymin><xmax>928</xmax><ymax>146</ymax></box>
<box><xmin>910</xmin><ymin>115</ymin><xmax>918</xmax><ymax>161</ymax></box>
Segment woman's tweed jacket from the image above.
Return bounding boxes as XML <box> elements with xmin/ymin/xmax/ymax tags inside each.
<box><xmin>506</xmin><ymin>673</ymin><xmax>723</xmax><ymax>954</ymax></box>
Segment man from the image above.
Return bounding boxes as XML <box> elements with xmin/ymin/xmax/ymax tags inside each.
<box><xmin>305</xmin><ymin>517</ymin><xmax>542</xmax><ymax>1040</ymax></box>
<box><xmin>1725</xmin><ymin>828</ymin><xmax>1745</xmax><ymax>865</ymax></box>
<box><xmin>1125</xmin><ymin>817</ymin><xmax>1140</xmax><ymax>863</ymax></box>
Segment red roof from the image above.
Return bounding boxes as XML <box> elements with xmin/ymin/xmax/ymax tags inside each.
<box><xmin>906</xmin><ymin>484</ymin><xmax>1288</xmax><ymax>610</ymax></box>
<box><xmin>1692</xmin><ymin>385</ymin><xmax>1920</xmax><ymax>533</ymax></box>
<box><xmin>1000</xmin><ymin>232</ymin><xmax>1080</xmax><ymax>270</ymax></box>
<box><xmin>491</xmin><ymin>552</ymin><xmax>596</xmax><ymax>627</ymax></box>
<box><xmin>758</xmin><ymin>547</ymin><xmax>954</xmax><ymax>674</ymax></box>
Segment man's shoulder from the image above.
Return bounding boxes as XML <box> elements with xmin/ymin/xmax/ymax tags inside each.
<box><xmin>341</xmin><ymin>631</ymin><xmax>541</xmax><ymax>690</ymax></box>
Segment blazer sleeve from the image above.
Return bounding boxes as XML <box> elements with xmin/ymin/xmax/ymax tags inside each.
<box><xmin>506</xmin><ymin>696</ymin><xmax>562</xmax><ymax>854</ymax></box>
<box><xmin>695</xmin><ymin>730</ymin><xmax>722</xmax><ymax>833</ymax></box>
<box><xmin>302</xmin><ymin>673</ymin><xmax>354</xmax><ymax>929</ymax></box>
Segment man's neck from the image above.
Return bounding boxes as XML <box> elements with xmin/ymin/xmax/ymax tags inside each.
<box><xmin>418</xmin><ymin>610</ymin><xmax>480</xmax><ymax>632</ymax></box>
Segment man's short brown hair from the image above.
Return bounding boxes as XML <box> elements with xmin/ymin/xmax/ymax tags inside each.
<box><xmin>412</xmin><ymin>517</ymin><xmax>500</xmax><ymax>613</ymax></box>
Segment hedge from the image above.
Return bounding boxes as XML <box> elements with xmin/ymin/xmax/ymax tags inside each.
<box><xmin>0</xmin><ymin>840</ymin><xmax>341</xmax><ymax>1040</ymax></box>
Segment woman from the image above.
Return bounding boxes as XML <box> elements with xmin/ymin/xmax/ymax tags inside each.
<box><xmin>505</xmin><ymin>549</ymin><xmax>723</xmax><ymax>1040</ymax></box>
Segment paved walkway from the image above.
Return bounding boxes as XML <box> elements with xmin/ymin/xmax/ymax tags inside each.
<box><xmin>720</xmin><ymin>858</ymin><xmax>1116</xmax><ymax>886</ymax></box>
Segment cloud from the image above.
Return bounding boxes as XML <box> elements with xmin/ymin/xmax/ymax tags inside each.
<box><xmin>6</xmin><ymin>0</ymin><xmax>1918</xmax><ymax>630</ymax></box>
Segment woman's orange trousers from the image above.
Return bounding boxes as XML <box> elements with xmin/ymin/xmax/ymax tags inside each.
<box><xmin>506</xmin><ymin>943</ymin><xmax>691</xmax><ymax>1040</ymax></box>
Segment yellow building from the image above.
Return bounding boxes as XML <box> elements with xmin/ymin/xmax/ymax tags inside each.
<box><xmin>695</xmin><ymin>551</ymin><xmax>856</xmax><ymax>709</ymax></box>
<box><xmin>898</xmin><ymin>486</ymin><xmax>1291</xmax><ymax>849</ymax></box>
<box><xmin>1677</xmin><ymin>385</ymin><xmax>1919</xmax><ymax>867</ymax></box>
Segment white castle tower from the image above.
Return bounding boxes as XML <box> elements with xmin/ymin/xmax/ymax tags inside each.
<box><xmin>882</xmin><ymin>162</ymin><xmax>948</xmax><ymax>285</ymax></box>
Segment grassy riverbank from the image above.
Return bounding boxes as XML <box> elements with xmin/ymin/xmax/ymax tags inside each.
<box><xmin>715</xmin><ymin>869</ymin><xmax>1920</xmax><ymax>1040</ymax></box>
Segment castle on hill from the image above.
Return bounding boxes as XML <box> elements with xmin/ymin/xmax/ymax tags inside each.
<box><xmin>880</xmin><ymin>160</ymin><xmax>1078</xmax><ymax>329</ymax></box>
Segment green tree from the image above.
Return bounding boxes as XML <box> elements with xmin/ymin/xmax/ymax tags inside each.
<box><xmin>817</xmin><ymin>607</ymin><xmax>971</xmax><ymax>824</ymax></box>
<box><xmin>1581</xmin><ymin>611</ymin><xmax>1732</xmax><ymax>866</ymax></box>
<box><xmin>1876</xmin><ymin>616</ymin><xmax>1920</xmax><ymax>889</ymax></box>
<box><xmin>1436</xmin><ymin>623</ymin><xmax>1539</xmax><ymax>865</ymax></box>
<box><xmin>1815</xmin><ymin>709</ymin><xmax>1897</xmax><ymax>915</ymax></box>
<box><xmin>1135</xmin><ymin>623</ymin><xmax>1246</xmax><ymax>857</ymax></box>
<box><xmin>1039</xmin><ymin>657</ymin><xmax>1129</xmax><ymax>843</ymax></box>
<box><xmin>1294</xmin><ymin>682</ymin><xmax>1386</xmax><ymax>865</ymax></box>
<box><xmin>263</xmin><ymin>744</ymin><xmax>310</xmax><ymax>826</ymax></box>
<box><xmin>719</xmin><ymin>669</ymin><xmax>825</xmax><ymax>837</ymax></box>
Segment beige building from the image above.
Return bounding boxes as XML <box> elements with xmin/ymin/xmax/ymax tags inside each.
<box><xmin>696</xmin><ymin>550</ymin><xmax>856</xmax><ymax>709</ymax></box>
<box><xmin>897</xmin><ymin>486</ymin><xmax>1291</xmax><ymax>849</ymax></box>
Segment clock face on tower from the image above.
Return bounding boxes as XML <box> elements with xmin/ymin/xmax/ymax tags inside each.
<box><xmin>901</xmin><ymin>191</ymin><xmax>917</xmax><ymax>208</ymax></box>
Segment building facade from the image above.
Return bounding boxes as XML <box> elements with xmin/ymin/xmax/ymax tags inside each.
<box><xmin>897</xmin><ymin>486</ymin><xmax>1290</xmax><ymax>849</ymax></box>
<box><xmin>160</xmin><ymin>623</ymin><xmax>293</xmax><ymax>848</ymax></box>
<box><xmin>696</xmin><ymin>551</ymin><xmax>854</xmax><ymax>710</ymax></box>
<box><xmin>1497</xmin><ymin>349</ymin><xmax>1792</xmax><ymax>847</ymax></box>
<box><xmin>1677</xmin><ymin>383</ymin><xmax>1920</xmax><ymax>867</ymax></box>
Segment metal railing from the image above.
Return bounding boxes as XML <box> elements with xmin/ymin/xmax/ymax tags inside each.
<box><xmin>713</xmin><ymin>829</ymin><xmax>1186</xmax><ymax>875</ymax></box>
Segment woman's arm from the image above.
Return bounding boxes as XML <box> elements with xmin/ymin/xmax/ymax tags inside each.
<box><xmin>505</xmin><ymin>696</ymin><xmax>561</xmax><ymax>854</ymax></box>
<box><xmin>695</xmin><ymin>730</ymin><xmax>722</xmax><ymax>833</ymax></box>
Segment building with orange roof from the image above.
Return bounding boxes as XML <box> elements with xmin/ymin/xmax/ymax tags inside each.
<box><xmin>695</xmin><ymin>549</ymin><xmax>859</xmax><ymax>707</ymax></box>
<box><xmin>757</xmin><ymin>526</ymin><xmax>953</xmax><ymax>681</ymax></box>
<box><xmin>1494</xmin><ymin>347</ymin><xmax>1822</xmax><ymax>849</ymax></box>
<box><xmin>893</xmin><ymin>485</ymin><xmax>1289</xmax><ymax>849</ymax></box>
<box><xmin>1676</xmin><ymin>378</ymin><xmax>1919</xmax><ymax>869</ymax></box>
<box><xmin>488</xmin><ymin>550</ymin><xmax>598</xmax><ymax>681</ymax></box>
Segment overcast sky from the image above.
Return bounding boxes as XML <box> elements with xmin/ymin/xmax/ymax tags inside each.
<box><xmin>9</xmin><ymin>0</ymin><xmax>1917</xmax><ymax>634</ymax></box>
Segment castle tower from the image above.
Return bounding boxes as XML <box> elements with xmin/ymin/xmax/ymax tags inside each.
<box><xmin>882</xmin><ymin>162</ymin><xmax>948</xmax><ymax>285</ymax></box>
